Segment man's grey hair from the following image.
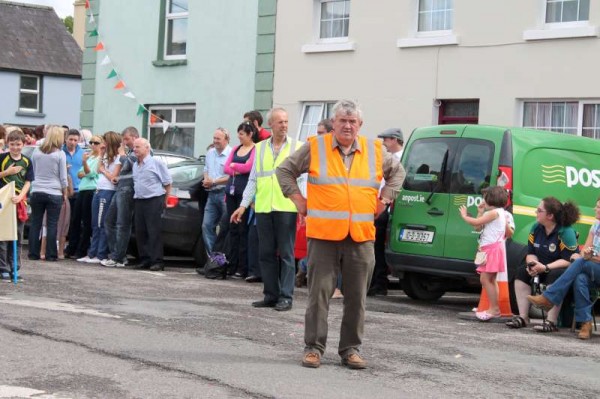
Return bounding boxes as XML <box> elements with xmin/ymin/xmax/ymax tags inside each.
<box><xmin>135</xmin><ymin>137</ymin><xmax>151</xmax><ymax>149</ymax></box>
<box><xmin>267</xmin><ymin>107</ymin><xmax>287</xmax><ymax>123</ymax></box>
<box><xmin>122</xmin><ymin>126</ymin><xmax>139</xmax><ymax>138</ymax></box>
<box><xmin>215</xmin><ymin>127</ymin><xmax>229</xmax><ymax>141</ymax></box>
<box><xmin>332</xmin><ymin>100</ymin><xmax>362</xmax><ymax>120</ymax></box>
<box><xmin>317</xmin><ymin>118</ymin><xmax>333</xmax><ymax>132</ymax></box>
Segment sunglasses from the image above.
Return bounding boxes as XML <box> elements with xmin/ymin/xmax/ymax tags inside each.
<box><xmin>89</xmin><ymin>141</ymin><xmax>101</xmax><ymax>145</ymax></box>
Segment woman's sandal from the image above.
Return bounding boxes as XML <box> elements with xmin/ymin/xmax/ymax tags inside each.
<box><xmin>505</xmin><ymin>315</ymin><xmax>528</xmax><ymax>328</ymax></box>
<box><xmin>533</xmin><ymin>320</ymin><xmax>558</xmax><ymax>333</ymax></box>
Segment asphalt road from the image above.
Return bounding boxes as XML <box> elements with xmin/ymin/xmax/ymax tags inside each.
<box><xmin>0</xmin><ymin>257</ymin><xmax>599</xmax><ymax>399</ymax></box>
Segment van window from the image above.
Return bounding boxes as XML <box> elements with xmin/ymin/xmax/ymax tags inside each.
<box><xmin>403</xmin><ymin>138</ymin><xmax>452</xmax><ymax>192</ymax></box>
<box><xmin>449</xmin><ymin>139</ymin><xmax>494</xmax><ymax>195</ymax></box>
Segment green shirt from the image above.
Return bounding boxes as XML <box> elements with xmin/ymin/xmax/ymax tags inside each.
<box><xmin>77</xmin><ymin>155</ymin><xmax>100</xmax><ymax>191</ymax></box>
<box><xmin>0</xmin><ymin>152</ymin><xmax>34</xmax><ymax>194</ymax></box>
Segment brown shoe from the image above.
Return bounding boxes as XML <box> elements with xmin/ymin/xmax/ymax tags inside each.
<box><xmin>578</xmin><ymin>321</ymin><xmax>593</xmax><ymax>340</ymax></box>
<box><xmin>302</xmin><ymin>352</ymin><xmax>321</xmax><ymax>368</ymax></box>
<box><xmin>341</xmin><ymin>353</ymin><xmax>367</xmax><ymax>369</ymax></box>
<box><xmin>527</xmin><ymin>294</ymin><xmax>553</xmax><ymax>312</ymax></box>
<box><xmin>295</xmin><ymin>270</ymin><xmax>307</xmax><ymax>288</ymax></box>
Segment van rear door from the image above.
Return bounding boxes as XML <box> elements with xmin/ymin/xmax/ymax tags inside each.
<box><xmin>390</xmin><ymin>137</ymin><xmax>456</xmax><ymax>257</ymax></box>
<box><xmin>443</xmin><ymin>137</ymin><xmax>496</xmax><ymax>260</ymax></box>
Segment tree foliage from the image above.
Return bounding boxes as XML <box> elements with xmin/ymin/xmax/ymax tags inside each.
<box><xmin>63</xmin><ymin>16</ymin><xmax>74</xmax><ymax>34</ymax></box>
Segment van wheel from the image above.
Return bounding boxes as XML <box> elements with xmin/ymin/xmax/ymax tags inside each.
<box><xmin>402</xmin><ymin>273</ymin><xmax>445</xmax><ymax>301</ymax></box>
<box><xmin>193</xmin><ymin>238</ymin><xmax>207</xmax><ymax>267</ymax></box>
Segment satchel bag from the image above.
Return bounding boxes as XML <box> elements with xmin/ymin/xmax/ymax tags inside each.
<box><xmin>474</xmin><ymin>250</ymin><xmax>487</xmax><ymax>266</ymax></box>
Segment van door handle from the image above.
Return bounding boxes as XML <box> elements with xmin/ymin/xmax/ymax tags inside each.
<box><xmin>427</xmin><ymin>208</ymin><xmax>444</xmax><ymax>216</ymax></box>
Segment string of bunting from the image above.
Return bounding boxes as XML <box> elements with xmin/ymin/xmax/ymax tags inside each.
<box><xmin>85</xmin><ymin>0</ymin><xmax>172</xmax><ymax>132</ymax></box>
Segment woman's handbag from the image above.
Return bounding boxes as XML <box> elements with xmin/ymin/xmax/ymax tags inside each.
<box><xmin>474</xmin><ymin>250</ymin><xmax>487</xmax><ymax>266</ymax></box>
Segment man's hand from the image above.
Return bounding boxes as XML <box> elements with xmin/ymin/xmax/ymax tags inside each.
<box><xmin>289</xmin><ymin>193</ymin><xmax>307</xmax><ymax>216</ymax></box>
<box><xmin>5</xmin><ymin>164</ymin><xmax>23</xmax><ymax>176</ymax></box>
<box><xmin>231</xmin><ymin>206</ymin><xmax>246</xmax><ymax>224</ymax></box>
<box><xmin>202</xmin><ymin>178</ymin><xmax>213</xmax><ymax>189</ymax></box>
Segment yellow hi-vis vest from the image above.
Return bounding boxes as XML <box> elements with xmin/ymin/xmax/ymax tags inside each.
<box><xmin>306</xmin><ymin>133</ymin><xmax>383</xmax><ymax>242</ymax></box>
<box><xmin>255</xmin><ymin>136</ymin><xmax>302</xmax><ymax>213</ymax></box>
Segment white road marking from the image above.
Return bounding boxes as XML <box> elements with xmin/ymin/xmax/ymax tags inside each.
<box><xmin>0</xmin><ymin>298</ymin><xmax>121</xmax><ymax>319</ymax></box>
<box><xmin>138</xmin><ymin>271</ymin><xmax>166</xmax><ymax>277</ymax></box>
<box><xmin>0</xmin><ymin>385</ymin><xmax>71</xmax><ymax>398</ymax></box>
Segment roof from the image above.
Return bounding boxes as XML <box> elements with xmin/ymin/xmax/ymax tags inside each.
<box><xmin>0</xmin><ymin>1</ymin><xmax>82</xmax><ymax>77</ymax></box>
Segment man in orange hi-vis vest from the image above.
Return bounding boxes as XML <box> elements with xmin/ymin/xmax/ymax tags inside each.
<box><xmin>276</xmin><ymin>100</ymin><xmax>405</xmax><ymax>370</ymax></box>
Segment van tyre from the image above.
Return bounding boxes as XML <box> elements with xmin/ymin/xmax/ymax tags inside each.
<box><xmin>402</xmin><ymin>273</ymin><xmax>445</xmax><ymax>301</ymax></box>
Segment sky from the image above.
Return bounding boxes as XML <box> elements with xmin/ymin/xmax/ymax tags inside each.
<box><xmin>16</xmin><ymin>0</ymin><xmax>73</xmax><ymax>18</ymax></box>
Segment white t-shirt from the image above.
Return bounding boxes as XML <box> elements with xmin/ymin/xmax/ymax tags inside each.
<box><xmin>96</xmin><ymin>156</ymin><xmax>121</xmax><ymax>191</ymax></box>
<box><xmin>479</xmin><ymin>208</ymin><xmax>506</xmax><ymax>246</ymax></box>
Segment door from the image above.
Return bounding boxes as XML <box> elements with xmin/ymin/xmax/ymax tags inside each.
<box><xmin>390</xmin><ymin>137</ymin><xmax>456</xmax><ymax>257</ymax></box>
<box><xmin>443</xmin><ymin>138</ymin><xmax>495</xmax><ymax>260</ymax></box>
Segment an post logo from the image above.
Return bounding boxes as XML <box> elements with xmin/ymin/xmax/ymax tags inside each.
<box><xmin>453</xmin><ymin>195</ymin><xmax>483</xmax><ymax>207</ymax></box>
<box><xmin>542</xmin><ymin>164</ymin><xmax>600</xmax><ymax>188</ymax></box>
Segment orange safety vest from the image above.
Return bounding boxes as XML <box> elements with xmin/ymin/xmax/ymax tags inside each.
<box><xmin>306</xmin><ymin>133</ymin><xmax>383</xmax><ymax>242</ymax></box>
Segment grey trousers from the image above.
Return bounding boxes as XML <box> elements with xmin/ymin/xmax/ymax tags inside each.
<box><xmin>304</xmin><ymin>236</ymin><xmax>375</xmax><ymax>357</ymax></box>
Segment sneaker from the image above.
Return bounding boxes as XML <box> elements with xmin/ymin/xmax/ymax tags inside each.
<box><xmin>87</xmin><ymin>257</ymin><xmax>102</xmax><ymax>264</ymax></box>
<box><xmin>114</xmin><ymin>260</ymin><xmax>128</xmax><ymax>268</ymax></box>
<box><xmin>77</xmin><ymin>256</ymin><xmax>91</xmax><ymax>263</ymax></box>
<box><xmin>101</xmin><ymin>259</ymin><xmax>117</xmax><ymax>267</ymax></box>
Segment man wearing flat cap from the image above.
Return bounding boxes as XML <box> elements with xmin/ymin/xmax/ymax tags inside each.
<box><xmin>368</xmin><ymin>128</ymin><xmax>404</xmax><ymax>297</ymax></box>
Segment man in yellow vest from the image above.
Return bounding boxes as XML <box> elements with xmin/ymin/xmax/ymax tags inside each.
<box><xmin>276</xmin><ymin>100</ymin><xmax>405</xmax><ymax>369</ymax></box>
<box><xmin>231</xmin><ymin>108</ymin><xmax>302</xmax><ymax>311</ymax></box>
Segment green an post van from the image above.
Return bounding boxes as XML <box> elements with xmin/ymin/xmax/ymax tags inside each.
<box><xmin>386</xmin><ymin>124</ymin><xmax>599</xmax><ymax>307</ymax></box>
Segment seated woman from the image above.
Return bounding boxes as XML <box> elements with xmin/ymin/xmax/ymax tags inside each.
<box><xmin>506</xmin><ymin>197</ymin><xmax>580</xmax><ymax>332</ymax></box>
<box><xmin>529</xmin><ymin>196</ymin><xmax>600</xmax><ymax>340</ymax></box>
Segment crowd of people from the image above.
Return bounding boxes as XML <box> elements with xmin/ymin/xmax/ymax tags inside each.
<box><xmin>1</xmin><ymin>98</ymin><xmax>597</xmax><ymax>371</ymax></box>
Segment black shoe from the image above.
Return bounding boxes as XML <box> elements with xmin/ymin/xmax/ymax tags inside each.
<box><xmin>28</xmin><ymin>255</ymin><xmax>40</xmax><ymax>261</ymax></box>
<box><xmin>245</xmin><ymin>275</ymin><xmax>261</xmax><ymax>283</ymax></box>
<box><xmin>195</xmin><ymin>267</ymin><xmax>205</xmax><ymax>275</ymax></box>
<box><xmin>367</xmin><ymin>286</ymin><xmax>388</xmax><ymax>297</ymax></box>
<box><xmin>130</xmin><ymin>262</ymin><xmax>151</xmax><ymax>270</ymax></box>
<box><xmin>252</xmin><ymin>300</ymin><xmax>277</xmax><ymax>308</ymax></box>
<box><xmin>149</xmin><ymin>264</ymin><xmax>164</xmax><ymax>271</ymax></box>
<box><xmin>274</xmin><ymin>300</ymin><xmax>292</xmax><ymax>311</ymax></box>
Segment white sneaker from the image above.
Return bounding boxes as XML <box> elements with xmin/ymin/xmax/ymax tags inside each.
<box><xmin>101</xmin><ymin>259</ymin><xmax>117</xmax><ymax>267</ymax></box>
<box><xmin>115</xmin><ymin>260</ymin><xmax>127</xmax><ymax>268</ymax></box>
<box><xmin>87</xmin><ymin>257</ymin><xmax>101</xmax><ymax>264</ymax></box>
<box><xmin>77</xmin><ymin>256</ymin><xmax>91</xmax><ymax>263</ymax></box>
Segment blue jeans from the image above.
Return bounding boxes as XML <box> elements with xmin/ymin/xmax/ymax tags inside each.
<box><xmin>28</xmin><ymin>192</ymin><xmax>63</xmax><ymax>260</ymax></box>
<box><xmin>88</xmin><ymin>190</ymin><xmax>115</xmax><ymax>260</ymax></box>
<box><xmin>256</xmin><ymin>211</ymin><xmax>297</xmax><ymax>303</ymax></box>
<box><xmin>544</xmin><ymin>258</ymin><xmax>600</xmax><ymax>322</ymax></box>
<box><xmin>105</xmin><ymin>185</ymin><xmax>135</xmax><ymax>262</ymax></box>
<box><xmin>202</xmin><ymin>190</ymin><xmax>227</xmax><ymax>254</ymax></box>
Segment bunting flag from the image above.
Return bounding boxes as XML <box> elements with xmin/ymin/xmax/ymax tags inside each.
<box><xmin>86</xmin><ymin>0</ymin><xmax>172</xmax><ymax>125</ymax></box>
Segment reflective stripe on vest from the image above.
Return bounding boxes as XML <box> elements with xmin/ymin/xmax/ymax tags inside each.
<box><xmin>306</xmin><ymin>133</ymin><xmax>382</xmax><ymax>242</ymax></box>
<box><xmin>254</xmin><ymin>137</ymin><xmax>300</xmax><ymax>213</ymax></box>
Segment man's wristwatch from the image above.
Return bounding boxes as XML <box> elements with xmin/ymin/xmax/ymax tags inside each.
<box><xmin>544</xmin><ymin>264</ymin><xmax>550</xmax><ymax>273</ymax></box>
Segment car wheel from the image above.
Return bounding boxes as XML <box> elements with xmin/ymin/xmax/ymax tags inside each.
<box><xmin>193</xmin><ymin>237</ymin><xmax>207</xmax><ymax>267</ymax></box>
<box><xmin>402</xmin><ymin>272</ymin><xmax>445</xmax><ymax>301</ymax></box>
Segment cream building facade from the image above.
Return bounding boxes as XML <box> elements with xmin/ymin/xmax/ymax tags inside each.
<box><xmin>273</xmin><ymin>0</ymin><xmax>600</xmax><ymax>141</ymax></box>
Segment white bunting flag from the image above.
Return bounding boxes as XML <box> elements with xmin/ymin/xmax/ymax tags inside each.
<box><xmin>100</xmin><ymin>55</ymin><xmax>111</xmax><ymax>66</ymax></box>
<box><xmin>89</xmin><ymin>13</ymin><xmax>95</xmax><ymax>24</ymax></box>
<box><xmin>162</xmin><ymin>120</ymin><xmax>170</xmax><ymax>133</ymax></box>
<box><xmin>123</xmin><ymin>92</ymin><xmax>135</xmax><ymax>99</ymax></box>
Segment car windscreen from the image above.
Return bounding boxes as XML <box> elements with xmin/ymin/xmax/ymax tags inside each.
<box><xmin>169</xmin><ymin>163</ymin><xmax>203</xmax><ymax>184</ymax></box>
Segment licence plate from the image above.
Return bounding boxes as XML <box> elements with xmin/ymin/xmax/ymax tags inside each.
<box><xmin>400</xmin><ymin>229</ymin><xmax>434</xmax><ymax>243</ymax></box>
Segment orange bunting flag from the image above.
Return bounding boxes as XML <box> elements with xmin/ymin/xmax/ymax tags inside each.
<box><xmin>113</xmin><ymin>80</ymin><xmax>125</xmax><ymax>90</ymax></box>
<box><xmin>94</xmin><ymin>41</ymin><xmax>104</xmax><ymax>51</ymax></box>
<box><xmin>85</xmin><ymin>0</ymin><xmax>90</xmax><ymax>9</ymax></box>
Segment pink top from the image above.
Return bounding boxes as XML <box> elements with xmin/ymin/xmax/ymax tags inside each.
<box><xmin>224</xmin><ymin>145</ymin><xmax>255</xmax><ymax>176</ymax></box>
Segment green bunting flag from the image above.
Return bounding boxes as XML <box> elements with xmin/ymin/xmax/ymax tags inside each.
<box><xmin>107</xmin><ymin>69</ymin><xmax>117</xmax><ymax>79</ymax></box>
<box><xmin>137</xmin><ymin>105</ymin><xmax>145</xmax><ymax>116</ymax></box>
<box><xmin>89</xmin><ymin>29</ymin><xmax>98</xmax><ymax>37</ymax></box>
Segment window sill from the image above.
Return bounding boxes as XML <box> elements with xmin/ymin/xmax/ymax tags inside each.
<box><xmin>397</xmin><ymin>34</ymin><xmax>459</xmax><ymax>48</ymax></box>
<box><xmin>152</xmin><ymin>59</ymin><xmax>188</xmax><ymax>67</ymax></box>
<box><xmin>523</xmin><ymin>25</ymin><xmax>598</xmax><ymax>41</ymax></box>
<box><xmin>15</xmin><ymin>111</ymin><xmax>45</xmax><ymax>118</ymax></box>
<box><xmin>301</xmin><ymin>41</ymin><xmax>356</xmax><ymax>53</ymax></box>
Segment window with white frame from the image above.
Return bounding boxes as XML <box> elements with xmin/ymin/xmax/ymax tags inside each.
<box><xmin>523</xmin><ymin>100</ymin><xmax>600</xmax><ymax>138</ymax></box>
<box><xmin>148</xmin><ymin>105</ymin><xmax>196</xmax><ymax>156</ymax></box>
<box><xmin>19</xmin><ymin>75</ymin><xmax>41</xmax><ymax>112</ymax></box>
<box><xmin>319</xmin><ymin>0</ymin><xmax>350</xmax><ymax>40</ymax></box>
<box><xmin>418</xmin><ymin>0</ymin><xmax>453</xmax><ymax>32</ymax></box>
<box><xmin>582</xmin><ymin>103</ymin><xmax>600</xmax><ymax>139</ymax></box>
<box><xmin>298</xmin><ymin>102</ymin><xmax>335</xmax><ymax>140</ymax></box>
<box><xmin>164</xmin><ymin>0</ymin><xmax>188</xmax><ymax>59</ymax></box>
<box><xmin>546</xmin><ymin>0</ymin><xmax>589</xmax><ymax>24</ymax></box>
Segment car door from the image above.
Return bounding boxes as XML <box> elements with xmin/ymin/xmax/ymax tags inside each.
<box><xmin>389</xmin><ymin>137</ymin><xmax>456</xmax><ymax>257</ymax></box>
<box><xmin>443</xmin><ymin>138</ymin><xmax>496</xmax><ymax>260</ymax></box>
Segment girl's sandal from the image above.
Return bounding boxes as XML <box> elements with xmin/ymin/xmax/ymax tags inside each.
<box><xmin>533</xmin><ymin>320</ymin><xmax>558</xmax><ymax>333</ymax></box>
<box><xmin>505</xmin><ymin>315</ymin><xmax>528</xmax><ymax>329</ymax></box>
